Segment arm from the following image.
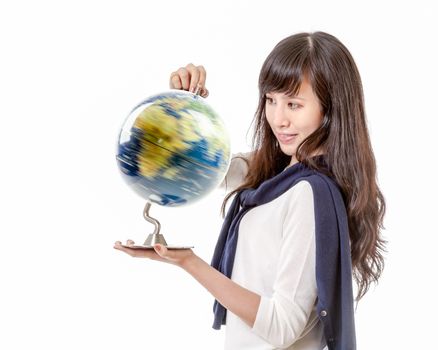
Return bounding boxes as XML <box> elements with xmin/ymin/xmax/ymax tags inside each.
<box><xmin>114</xmin><ymin>181</ymin><xmax>316</xmax><ymax>343</ymax></box>
<box><xmin>250</xmin><ymin>181</ymin><xmax>318</xmax><ymax>348</ymax></box>
<box><xmin>113</xmin><ymin>241</ymin><xmax>261</xmax><ymax>328</ymax></box>
<box><xmin>181</xmin><ymin>253</ymin><xmax>261</xmax><ymax>327</ymax></box>
<box><xmin>219</xmin><ymin>151</ymin><xmax>252</xmax><ymax>192</ymax></box>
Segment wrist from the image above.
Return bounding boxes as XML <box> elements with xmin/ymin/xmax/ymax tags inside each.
<box><xmin>180</xmin><ymin>251</ymin><xmax>201</xmax><ymax>271</ymax></box>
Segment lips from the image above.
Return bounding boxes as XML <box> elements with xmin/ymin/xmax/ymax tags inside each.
<box><xmin>276</xmin><ymin>133</ymin><xmax>298</xmax><ymax>144</ymax></box>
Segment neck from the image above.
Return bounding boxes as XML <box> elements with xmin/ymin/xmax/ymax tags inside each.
<box><xmin>289</xmin><ymin>156</ymin><xmax>299</xmax><ymax>167</ymax></box>
<box><xmin>288</xmin><ymin>150</ymin><xmax>326</xmax><ymax>169</ymax></box>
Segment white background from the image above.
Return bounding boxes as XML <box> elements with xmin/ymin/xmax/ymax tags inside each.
<box><xmin>1</xmin><ymin>0</ymin><xmax>437</xmax><ymax>349</ymax></box>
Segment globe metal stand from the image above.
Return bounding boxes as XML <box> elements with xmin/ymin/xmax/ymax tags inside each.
<box><xmin>122</xmin><ymin>201</ymin><xmax>194</xmax><ymax>250</ymax></box>
<box><xmin>142</xmin><ymin>201</ymin><xmax>167</xmax><ymax>246</ymax></box>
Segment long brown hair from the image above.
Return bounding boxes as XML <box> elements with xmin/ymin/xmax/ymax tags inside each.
<box><xmin>222</xmin><ymin>31</ymin><xmax>386</xmax><ymax>300</ymax></box>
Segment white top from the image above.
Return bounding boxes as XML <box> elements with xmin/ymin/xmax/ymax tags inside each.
<box><xmin>220</xmin><ymin>153</ymin><xmax>327</xmax><ymax>350</ymax></box>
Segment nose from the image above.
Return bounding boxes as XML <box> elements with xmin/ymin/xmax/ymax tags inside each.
<box><xmin>271</xmin><ymin>104</ymin><xmax>290</xmax><ymax>128</ymax></box>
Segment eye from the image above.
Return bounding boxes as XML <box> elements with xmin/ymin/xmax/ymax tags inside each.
<box><xmin>265</xmin><ymin>96</ymin><xmax>273</xmax><ymax>104</ymax></box>
<box><xmin>288</xmin><ymin>102</ymin><xmax>301</xmax><ymax>110</ymax></box>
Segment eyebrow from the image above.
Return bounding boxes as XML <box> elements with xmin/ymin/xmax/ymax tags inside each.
<box><xmin>266</xmin><ymin>93</ymin><xmax>306</xmax><ymax>101</ymax></box>
<box><xmin>289</xmin><ymin>96</ymin><xmax>306</xmax><ymax>101</ymax></box>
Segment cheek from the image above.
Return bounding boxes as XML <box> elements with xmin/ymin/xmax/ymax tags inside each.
<box><xmin>264</xmin><ymin>110</ymin><xmax>275</xmax><ymax>128</ymax></box>
<box><xmin>310</xmin><ymin>116</ymin><xmax>323</xmax><ymax>131</ymax></box>
<box><xmin>298</xmin><ymin>110</ymin><xmax>323</xmax><ymax>133</ymax></box>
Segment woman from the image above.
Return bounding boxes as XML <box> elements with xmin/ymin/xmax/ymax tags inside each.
<box><xmin>114</xmin><ymin>31</ymin><xmax>386</xmax><ymax>350</ymax></box>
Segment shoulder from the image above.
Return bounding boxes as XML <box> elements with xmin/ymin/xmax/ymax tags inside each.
<box><xmin>281</xmin><ymin>180</ymin><xmax>315</xmax><ymax>221</ymax></box>
<box><xmin>285</xmin><ymin>180</ymin><xmax>314</xmax><ymax>204</ymax></box>
<box><xmin>220</xmin><ymin>151</ymin><xmax>252</xmax><ymax>192</ymax></box>
<box><xmin>230</xmin><ymin>151</ymin><xmax>252</xmax><ymax>167</ymax></box>
<box><xmin>303</xmin><ymin>173</ymin><xmax>349</xmax><ymax>235</ymax></box>
<box><xmin>304</xmin><ymin>173</ymin><xmax>345</xmax><ymax>208</ymax></box>
<box><xmin>280</xmin><ymin>180</ymin><xmax>316</xmax><ymax>240</ymax></box>
<box><xmin>291</xmin><ymin>179</ymin><xmax>313</xmax><ymax>194</ymax></box>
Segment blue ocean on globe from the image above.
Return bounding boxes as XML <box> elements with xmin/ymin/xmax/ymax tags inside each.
<box><xmin>116</xmin><ymin>90</ymin><xmax>231</xmax><ymax>207</ymax></box>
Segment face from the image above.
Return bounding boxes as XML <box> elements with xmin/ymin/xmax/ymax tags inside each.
<box><xmin>265</xmin><ymin>76</ymin><xmax>323</xmax><ymax>165</ymax></box>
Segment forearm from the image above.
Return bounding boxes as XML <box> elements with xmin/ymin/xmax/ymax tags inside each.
<box><xmin>181</xmin><ymin>254</ymin><xmax>260</xmax><ymax>328</ymax></box>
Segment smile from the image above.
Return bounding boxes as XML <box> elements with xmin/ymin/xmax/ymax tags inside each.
<box><xmin>277</xmin><ymin>133</ymin><xmax>298</xmax><ymax>144</ymax></box>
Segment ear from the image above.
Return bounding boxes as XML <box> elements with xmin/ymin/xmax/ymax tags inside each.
<box><xmin>320</xmin><ymin>114</ymin><xmax>331</xmax><ymax>130</ymax></box>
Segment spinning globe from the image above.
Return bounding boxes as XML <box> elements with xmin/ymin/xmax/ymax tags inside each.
<box><xmin>116</xmin><ymin>90</ymin><xmax>231</xmax><ymax>207</ymax></box>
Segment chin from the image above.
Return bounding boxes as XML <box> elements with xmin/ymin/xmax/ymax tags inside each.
<box><xmin>279</xmin><ymin>146</ymin><xmax>296</xmax><ymax>157</ymax></box>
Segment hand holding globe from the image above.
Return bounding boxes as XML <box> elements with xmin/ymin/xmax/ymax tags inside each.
<box><xmin>168</xmin><ymin>63</ymin><xmax>209</xmax><ymax>97</ymax></box>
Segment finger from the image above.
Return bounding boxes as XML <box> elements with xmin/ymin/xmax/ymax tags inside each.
<box><xmin>193</xmin><ymin>83</ymin><xmax>203</xmax><ymax>96</ymax></box>
<box><xmin>126</xmin><ymin>239</ymin><xmax>135</xmax><ymax>246</ymax></box>
<box><xmin>197</xmin><ymin>65</ymin><xmax>208</xmax><ymax>97</ymax></box>
<box><xmin>153</xmin><ymin>244</ymin><xmax>165</xmax><ymax>256</ymax></box>
<box><xmin>113</xmin><ymin>244</ymin><xmax>138</xmax><ymax>257</ymax></box>
<box><xmin>177</xmin><ymin>67</ymin><xmax>190</xmax><ymax>91</ymax></box>
<box><xmin>186</xmin><ymin>64</ymin><xmax>200</xmax><ymax>93</ymax></box>
<box><xmin>153</xmin><ymin>244</ymin><xmax>183</xmax><ymax>262</ymax></box>
<box><xmin>114</xmin><ymin>243</ymin><xmax>160</xmax><ymax>259</ymax></box>
<box><xmin>194</xmin><ymin>84</ymin><xmax>209</xmax><ymax>98</ymax></box>
<box><xmin>114</xmin><ymin>241</ymin><xmax>127</xmax><ymax>249</ymax></box>
<box><xmin>200</xmin><ymin>87</ymin><xmax>209</xmax><ymax>98</ymax></box>
<box><xmin>154</xmin><ymin>244</ymin><xmax>173</xmax><ymax>259</ymax></box>
<box><xmin>197</xmin><ymin>65</ymin><xmax>207</xmax><ymax>89</ymax></box>
<box><xmin>169</xmin><ymin>72</ymin><xmax>182</xmax><ymax>89</ymax></box>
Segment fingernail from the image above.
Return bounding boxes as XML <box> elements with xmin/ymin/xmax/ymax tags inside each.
<box><xmin>193</xmin><ymin>85</ymin><xmax>200</xmax><ymax>95</ymax></box>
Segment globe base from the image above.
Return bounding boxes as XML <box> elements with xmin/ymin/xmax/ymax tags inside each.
<box><xmin>121</xmin><ymin>244</ymin><xmax>194</xmax><ymax>250</ymax></box>
<box><xmin>143</xmin><ymin>232</ymin><xmax>168</xmax><ymax>246</ymax></box>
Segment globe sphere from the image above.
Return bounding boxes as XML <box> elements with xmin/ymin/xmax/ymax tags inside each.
<box><xmin>116</xmin><ymin>90</ymin><xmax>231</xmax><ymax>207</ymax></box>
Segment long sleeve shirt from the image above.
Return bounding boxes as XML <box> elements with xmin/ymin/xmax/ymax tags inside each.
<box><xmin>220</xmin><ymin>153</ymin><xmax>327</xmax><ymax>350</ymax></box>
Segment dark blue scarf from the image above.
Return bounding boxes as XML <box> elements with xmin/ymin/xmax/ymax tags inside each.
<box><xmin>210</xmin><ymin>156</ymin><xmax>356</xmax><ymax>350</ymax></box>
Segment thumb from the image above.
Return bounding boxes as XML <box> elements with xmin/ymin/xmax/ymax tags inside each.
<box><xmin>201</xmin><ymin>87</ymin><xmax>209</xmax><ymax>98</ymax></box>
<box><xmin>153</xmin><ymin>244</ymin><xmax>168</xmax><ymax>258</ymax></box>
